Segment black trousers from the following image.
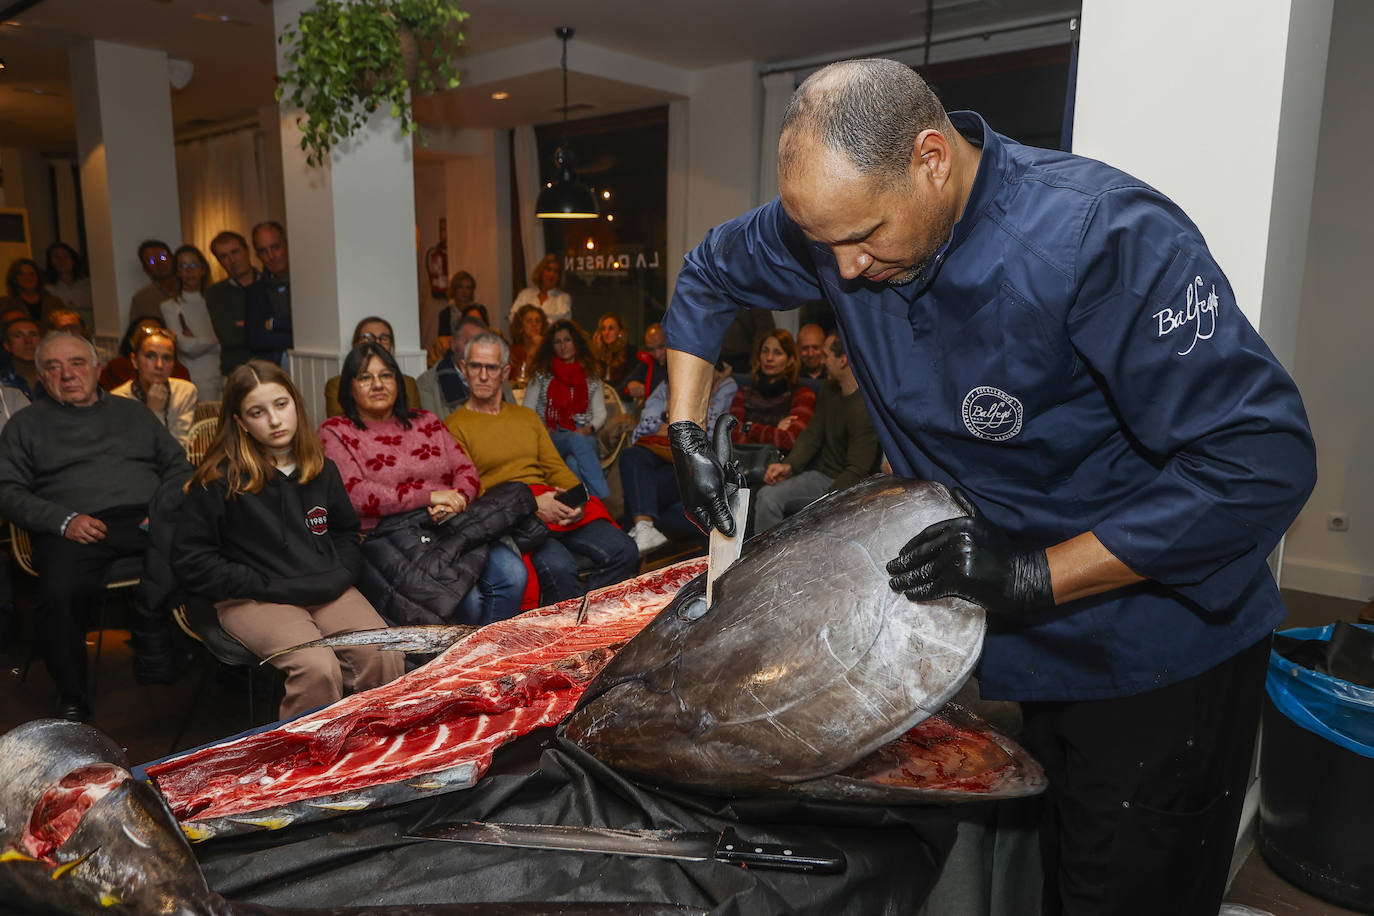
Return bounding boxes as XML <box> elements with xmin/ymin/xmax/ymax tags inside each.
<box><xmin>29</xmin><ymin>506</ymin><xmax>148</xmax><ymax>701</ymax></box>
<box><xmin>1020</xmin><ymin>635</ymin><xmax>1270</xmax><ymax>916</ymax></box>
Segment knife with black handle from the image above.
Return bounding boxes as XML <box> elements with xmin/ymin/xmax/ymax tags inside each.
<box><xmin>407</xmin><ymin>821</ymin><xmax>846</xmax><ymax>875</ymax></box>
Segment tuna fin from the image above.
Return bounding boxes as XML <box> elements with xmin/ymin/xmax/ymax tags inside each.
<box><xmin>260</xmin><ymin>625</ymin><xmax>477</xmax><ymax>665</ymax></box>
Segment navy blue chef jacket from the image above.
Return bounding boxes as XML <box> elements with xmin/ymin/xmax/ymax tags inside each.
<box><xmin>664</xmin><ymin>112</ymin><xmax>1316</xmax><ymax>702</ymax></box>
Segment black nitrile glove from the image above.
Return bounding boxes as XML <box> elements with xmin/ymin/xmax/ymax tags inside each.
<box><xmin>669</xmin><ymin>414</ymin><xmax>744</xmax><ymax>537</ymax></box>
<box><xmin>885</xmin><ymin>488</ymin><xmax>1053</xmax><ymax>615</ymax></box>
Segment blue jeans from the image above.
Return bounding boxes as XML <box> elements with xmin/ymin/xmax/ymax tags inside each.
<box><xmin>456</xmin><ymin>543</ymin><xmax>528</xmax><ymax>626</ymax></box>
<box><xmin>528</xmin><ymin>519</ymin><xmax>639</xmax><ymax>604</ymax></box>
<box><xmin>550</xmin><ymin>429</ymin><xmax>610</xmax><ymax>500</ymax></box>
<box><xmin>618</xmin><ymin>444</ymin><xmax>678</xmax><ymax>521</ymax></box>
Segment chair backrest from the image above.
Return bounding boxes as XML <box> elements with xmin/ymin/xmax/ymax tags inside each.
<box><xmin>193</xmin><ymin>400</ymin><xmax>221</xmax><ymax>423</ymax></box>
<box><xmin>602</xmin><ymin>382</ymin><xmax>623</xmax><ymax>418</ymax></box>
<box><xmin>9</xmin><ymin>522</ymin><xmax>35</xmax><ymax>577</ymax></box>
<box><xmin>185</xmin><ymin>417</ymin><xmax>219</xmax><ymax>466</ymax></box>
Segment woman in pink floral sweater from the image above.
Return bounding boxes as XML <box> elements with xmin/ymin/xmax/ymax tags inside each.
<box><xmin>320</xmin><ymin>343</ymin><xmax>529</xmax><ymax>624</ymax></box>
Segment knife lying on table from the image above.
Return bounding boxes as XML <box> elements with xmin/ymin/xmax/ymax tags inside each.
<box><xmin>407</xmin><ymin>821</ymin><xmax>846</xmax><ymax>874</ymax></box>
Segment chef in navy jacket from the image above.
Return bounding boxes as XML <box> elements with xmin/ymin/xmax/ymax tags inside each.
<box><xmin>663</xmin><ymin>61</ymin><xmax>1315</xmax><ymax>915</ymax></box>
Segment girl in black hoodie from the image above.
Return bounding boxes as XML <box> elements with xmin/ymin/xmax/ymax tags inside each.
<box><xmin>173</xmin><ymin>360</ymin><xmax>403</xmax><ymax>719</ymax></box>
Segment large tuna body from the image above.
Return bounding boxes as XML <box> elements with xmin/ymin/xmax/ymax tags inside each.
<box><xmin>566</xmin><ymin>476</ymin><xmax>990</xmax><ymax>795</ymax></box>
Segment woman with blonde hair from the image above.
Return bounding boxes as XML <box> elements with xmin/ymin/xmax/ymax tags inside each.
<box><xmin>509</xmin><ymin>254</ymin><xmax>571</xmax><ymax>330</ymax></box>
<box><xmin>172</xmin><ymin>359</ymin><xmax>403</xmax><ymax>719</ymax></box>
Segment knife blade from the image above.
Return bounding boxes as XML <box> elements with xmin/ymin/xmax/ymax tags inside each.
<box><xmin>407</xmin><ymin>821</ymin><xmax>845</xmax><ymax>874</ymax></box>
<box><xmin>705</xmin><ymin>414</ymin><xmax>749</xmax><ymax>607</ymax></box>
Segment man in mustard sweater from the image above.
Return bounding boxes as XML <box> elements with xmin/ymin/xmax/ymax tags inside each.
<box><xmin>445</xmin><ymin>333</ymin><xmax>638</xmax><ymax>603</ymax></box>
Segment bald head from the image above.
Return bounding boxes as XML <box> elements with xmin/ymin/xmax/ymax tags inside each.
<box><xmin>779</xmin><ymin>59</ymin><xmax>952</xmax><ymax>190</ymax></box>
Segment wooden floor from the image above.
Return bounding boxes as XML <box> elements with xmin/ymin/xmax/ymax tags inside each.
<box><xmin>1</xmin><ymin>561</ymin><xmax>1370</xmax><ymax>914</ymax></box>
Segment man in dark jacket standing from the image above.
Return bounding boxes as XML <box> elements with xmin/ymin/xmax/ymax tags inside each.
<box><xmin>0</xmin><ymin>332</ymin><xmax>191</xmax><ymax>719</ymax></box>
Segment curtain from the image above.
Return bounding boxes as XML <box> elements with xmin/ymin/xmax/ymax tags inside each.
<box><xmin>759</xmin><ymin>70</ymin><xmax>797</xmax><ymax>205</ymax></box>
<box><xmin>176</xmin><ymin>128</ymin><xmax>270</xmax><ymax>281</ymax></box>
<box><xmin>511</xmin><ymin>125</ymin><xmax>543</xmax><ymax>335</ymax></box>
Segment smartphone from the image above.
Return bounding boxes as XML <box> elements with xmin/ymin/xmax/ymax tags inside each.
<box><xmin>555</xmin><ymin>483</ymin><xmax>589</xmax><ymax>508</ymax></box>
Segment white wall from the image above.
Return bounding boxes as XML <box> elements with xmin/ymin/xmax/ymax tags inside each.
<box><xmin>1279</xmin><ymin>0</ymin><xmax>1374</xmax><ymax>600</ymax></box>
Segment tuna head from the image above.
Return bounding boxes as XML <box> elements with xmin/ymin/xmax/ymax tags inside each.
<box><xmin>0</xmin><ymin>719</ymin><xmax>227</xmax><ymax>916</ymax></box>
<box><xmin>565</xmin><ymin>476</ymin><xmax>986</xmax><ymax>794</ymax></box>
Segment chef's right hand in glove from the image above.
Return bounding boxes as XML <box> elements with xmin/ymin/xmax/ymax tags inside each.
<box><xmin>669</xmin><ymin>414</ymin><xmax>744</xmax><ymax>537</ymax></box>
<box><xmin>885</xmin><ymin>487</ymin><xmax>1053</xmax><ymax>615</ymax></box>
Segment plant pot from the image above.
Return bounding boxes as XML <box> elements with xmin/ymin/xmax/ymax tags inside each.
<box><xmin>356</xmin><ymin>17</ymin><xmax>420</xmax><ymax>96</ymax></box>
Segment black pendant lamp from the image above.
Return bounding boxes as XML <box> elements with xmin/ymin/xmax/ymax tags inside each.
<box><xmin>536</xmin><ymin>27</ymin><xmax>599</xmax><ymax>219</ymax></box>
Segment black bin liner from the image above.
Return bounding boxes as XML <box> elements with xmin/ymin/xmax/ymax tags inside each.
<box><xmin>1259</xmin><ymin>623</ymin><xmax>1374</xmax><ymax>912</ymax></box>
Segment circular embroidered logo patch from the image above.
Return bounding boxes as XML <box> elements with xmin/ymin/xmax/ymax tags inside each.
<box><xmin>962</xmin><ymin>387</ymin><xmax>1023</xmax><ymax>441</ymax></box>
<box><xmin>306</xmin><ymin>506</ymin><xmax>329</xmax><ymax>536</ymax></box>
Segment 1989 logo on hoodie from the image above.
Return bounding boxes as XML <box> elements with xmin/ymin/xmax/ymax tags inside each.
<box><xmin>306</xmin><ymin>506</ymin><xmax>329</xmax><ymax>535</ymax></box>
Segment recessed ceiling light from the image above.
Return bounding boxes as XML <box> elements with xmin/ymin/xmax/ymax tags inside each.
<box><xmin>606</xmin><ymin>214</ymin><xmax>614</xmax><ymax>222</ymax></box>
<box><xmin>601</xmin><ymin>190</ymin><xmax>611</xmax><ymax>200</ymax></box>
<box><xmin>3</xmin><ymin>20</ymin><xmax>22</xmax><ymax>27</ymax></box>
<box><xmin>490</xmin><ymin>91</ymin><xmax>509</xmax><ymax>100</ymax></box>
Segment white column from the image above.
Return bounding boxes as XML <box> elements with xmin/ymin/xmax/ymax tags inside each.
<box><xmin>1073</xmin><ymin>0</ymin><xmax>1333</xmax><ymax>368</ymax></box>
<box><xmin>273</xmin><ymin>0</ymin><xmax>420</xmax><ymax>421</ymax></box>
<box><xmin>68</xmin><ymin>40</ymin><xmax>182</xmax><ymax>339</ymax></box>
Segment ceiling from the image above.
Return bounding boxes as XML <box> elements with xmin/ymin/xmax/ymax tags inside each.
<box><xmin>0</xmin><ymin>0</ymin><xmax>1077</xmax><ymax>156</ymax></box>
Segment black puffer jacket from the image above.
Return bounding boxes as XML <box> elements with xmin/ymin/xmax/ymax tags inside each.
<box><xmin>358</xmin><ymin>480</ymin><xmax>547</xmax><ymax>626</ymax></box>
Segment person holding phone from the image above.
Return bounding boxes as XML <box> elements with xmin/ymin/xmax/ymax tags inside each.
<box><xmin>172</xmin><ymin>360</ymin><xmax>403</xmax><ymax>719</ymax></box>
<box><xmin>320</xmin><ymin>342</ymin><xmax>535</xmax><ymax>626</ymax></box>
<box><xmin>446</xmin><ymin>332</ymin><xmax>637</xmax><ymax>604</ymax></box>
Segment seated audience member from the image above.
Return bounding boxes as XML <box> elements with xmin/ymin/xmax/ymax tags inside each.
<box><xmin>323</xmin><ymin>316</ymin><xmax>421</xmax><ymax>417</ymax></box>
<box><xmin>755</xmin><ymin>332</ymin><xmax>880</xmax><ymax>533</ymax></box>
<box><xmin>623</xmin><ymin>322</ymin><xmax>668</xmax><ymax>401</ymax></box>
<box><xmin>510</xmin><ymin>254</ymin><xmax>571</xmax><ymax>330</ymax></box>
<box><xmin>797</xmin><ymin>323</ymin><xmax>829</xmax><ymax>382</ymax></box>
<box><xmin>719</xmin><ymin>307</ymin><xmax>776</xmax><ymax>375</ymax></box>
<box><xmin>2</xmin><ymin>258</ymin><xmax>64</xmax><ymax>325</ymax></box>
<box><xmin>0</xmin><ymin>376</ymin><xmax>29</xmax><ymax>435</ymax></box>
<box><xmin>207</xmin><ymin>230</ymin><xmax>258</xmax><ymax>374</ymax></box>
<box><xmin>522</xmin><ymin>319</ymin><xmax>610</xmax><ymax>501</ymax></box>
<box><xmin>0</xmin><ymin>331</ymin><xmax>191</xmax><ymax>719</ymax></box>
<box><xmin>620</xmin><ymin>360</ymin><xmax>738</xmax><ymax>554</ymax></box>
<box><xmin>45</xmin><ymin>242</ymin><xmax>94</xmax><ymax>332</ymax></box>
<box><xmin>424</xmin><ymin>270</ymin><xmax>486</xmax><ymax>358</ymax></box>
<box><xmin>172</xmin><ymin>360</ymin><xmax>403</xmax><ymax>720</ymax></box>
<box><xmin>111</xmin><ymin>325</ymin><xmax>198</xmax><ymax>447</ymax></box>
<box><xmin>446</xmin><ymin>333</ymin><xmax>637</xmax><ymax>604</ymax></box>
<box><xmin>590</xmin><ymin>313</ymin><xmax>642</xmax><ymax>403</ymax></box>
<box><xmin>101</xmin><ymin>316</ymin><xmax>192</xmax><ymax>390</ymax></box>
<box><xmin>509</xmin><ymin>303</ymin><xmax>547</xmax><ymax>387</ymax></box>
<box><xmin>321</xmin><ymin>343</ymin><xmax>535</xmax><ymax>626</ymax></box>
<box><xmin>45</xmin><ymin>307</ymin><xmax>85</xmax><ymax>336</ymax></box>
<box><xmin>161</xmin><ymin>244</ymin><xmax>223</xmax><ymax>401</ymax></box>
<box><xmin>731</xmin><ymin>329</ymin><xmax>816</xmax><ymax>452</ymax></box>
<box><xmin>0</xmin><ymin>316</ymin><xmax>43</xmax><ymax>399</ymax></box>
<box><xmin>246</xmin><ymin>221</ymin><xmax>292</xmax><ymax>365</ymax></box>
<box><xmin>130</xmin><ymin>240</ymin><xmax>180</xmax><ymax>322</ymax></box>
<box><xmin>417</xmin><ymin>316</ymin><xmax>486</xmax><ymax>418</ymax></box>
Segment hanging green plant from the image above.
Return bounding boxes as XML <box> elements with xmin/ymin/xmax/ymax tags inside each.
<box><xmin>276</xmin><ymin>0</ymin><xmax>469</xmax><ymax>167</ymax></box>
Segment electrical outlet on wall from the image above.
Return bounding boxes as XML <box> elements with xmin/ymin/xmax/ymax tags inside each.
<box><xmin>1328</xmin><ymin>512</ymin><xmax>1349</xmax><ymax>532</ymax></box>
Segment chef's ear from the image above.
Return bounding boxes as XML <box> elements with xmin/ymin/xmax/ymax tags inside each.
<box><xmin>912</xmin><ymin>129</ymin><xmax>952</xmax><ymax>186</ymax></box>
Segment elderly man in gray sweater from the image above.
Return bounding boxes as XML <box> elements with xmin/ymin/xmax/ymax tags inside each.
<box><xmin>0</xmin><ymin>331</ymin><xmax>190</xmax><ymax>720</ymax></box>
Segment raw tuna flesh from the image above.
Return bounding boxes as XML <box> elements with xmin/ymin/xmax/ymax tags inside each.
<box><xmin>148</xmin><ymin>559</ymin><xmax>705</xmax><ymax>830</ymax></box>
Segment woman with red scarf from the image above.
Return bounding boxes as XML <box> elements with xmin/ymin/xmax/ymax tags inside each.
<box><xmin>522</xmin><ymin>319</ymin><xmax>610</xmax><ymax>500</ymax></box>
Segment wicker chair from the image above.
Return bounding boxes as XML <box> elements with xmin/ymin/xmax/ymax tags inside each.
<box><xmin>193</xmin><ymin>400</ymin><xmax>221</xmax><ymax>423</ymax></box>
<box><xmin>185</xmin><ymin>417</ymin><xmax>219</xmax><ymax>466</ymax></box>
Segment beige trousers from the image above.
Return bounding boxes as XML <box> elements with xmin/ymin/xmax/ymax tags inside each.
<box><xmin>216</xmin><ymin>587</ymin><xmax>404</xmax><ymax>720</ymax></box>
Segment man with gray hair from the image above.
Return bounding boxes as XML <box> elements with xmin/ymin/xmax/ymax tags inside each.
<box><xmin>0</xmin><ymin>331</ymin><xmax>190</xmax><ymax>720</ymax></box>
<box><xmin>662</xmin><ymin>59</ymin><xmax>1315</xmax><ymax>912</ymax></box>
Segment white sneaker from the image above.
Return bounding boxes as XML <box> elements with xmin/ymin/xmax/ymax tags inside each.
<box><xmin>629</xmin><ymin>519</ymin><xmax>668</xmax><ymax>555</ymax></box>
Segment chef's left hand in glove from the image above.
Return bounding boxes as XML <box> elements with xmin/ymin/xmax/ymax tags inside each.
<box><xmin>886</xmin><ymin>488</ymin><xmax>1053</xmax><ymax>615</ymax></box>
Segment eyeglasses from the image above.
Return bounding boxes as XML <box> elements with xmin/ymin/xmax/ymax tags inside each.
<box><xmin>144</xmin><ymin>251</ymin><xmax>170</xmax><ymax>265</ymax></box>
<box><xmin>465</xmin><ymin>362</ymin><xmax>506</xmax><ymax>376</ymax></box>
<box><xmin>360</xmin><ymin>332</ymin><xmax>394</xmax><ymax>345</ymax></box>
<box><xmin>176</xmin><ymin>261</ymin><xmax>203</xmax><ymax>272</ymax></box>
<box><xmin>355</xmin><ymin>371</ymin><xmax>397</xmax><ymax>386</ymax></box>
<box><xmin>135</xmin><ymin>326</ymin><xmax>175</xmax><ymax>342</ymax></box>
